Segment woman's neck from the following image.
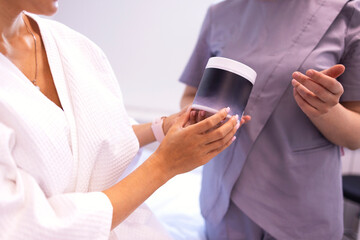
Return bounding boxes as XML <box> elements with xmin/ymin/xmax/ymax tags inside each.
<box><xmin>0</xmin><ymin>1</ymin><xmax>26</xmax><ymax>43</ymax></box>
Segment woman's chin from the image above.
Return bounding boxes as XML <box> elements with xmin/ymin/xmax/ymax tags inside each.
<box><xmin>42</xmin><ymin>4</ymin><xmax>59</xmax><ymax>16</ymax></box>
<box><xmin>29</xmin><ymin>1</ymin><xmax>59</xmax><ymax>16</ymax></box>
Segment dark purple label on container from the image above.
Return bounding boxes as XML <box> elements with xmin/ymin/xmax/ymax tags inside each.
<box><xmin>193</xmin><ymin>68</ymin><xmax>253</xmax><ymax>117</ymax></box>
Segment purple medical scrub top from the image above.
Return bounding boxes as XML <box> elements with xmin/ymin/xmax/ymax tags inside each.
<box><xmin>179</xmin><ymin>0</ymin><xmax>360</xmax><ymax>239</ymax></box>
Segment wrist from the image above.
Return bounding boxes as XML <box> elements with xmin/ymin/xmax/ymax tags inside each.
<box><xmin>162</xmin><ymin>116</ymin><xmax>170</xmax><ymax>135</ymax></box>
<box><xmin>147</xmin><ymin>151</ymin><xmax>174</xmax><ymax>182</ymax></box>
<box><xmin>310</xmin><ymin>103</ymin><xmax>341</xmax><ymax>122</ymax></box>
<box><xmin>151</xmin><ymin>116</ymin><xmax>166</xmax><ymax>142</ymax></box>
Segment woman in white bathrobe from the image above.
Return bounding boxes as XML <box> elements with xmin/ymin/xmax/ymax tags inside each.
<box><xmin>0</xmin><ymin>0</ymin><xmax>251</xmax><ymax>239</ymax></box>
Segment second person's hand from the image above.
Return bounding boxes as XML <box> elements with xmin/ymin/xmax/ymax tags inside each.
<box><xmin>291</xmin><ymin>64</ymin><xmax>345</xmax><ymax>119</ymax></box>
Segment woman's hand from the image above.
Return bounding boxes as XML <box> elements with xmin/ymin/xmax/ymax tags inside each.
<box><xmin>188</xmin><ymin>109</ymin><xmax>251</xmax><ymax>127</ymax></box>
<box><xmin>104</xmin><ymin>107</ymin><xmax>250</xmax><ymax>229</ymax></box>
<box><xmin>292</xmin><ymin>64</ymin><xmax>345</xmax><ymax>118</ymax></box>
<box><xmin>162</xmin><ymin>107</ymin><xmax>188</xmax><ymax>135</ymax></box>
<box><xmin>291</xmin><ymin>64</ymin><xmax>360</xmax><ymax>150</ymax></box>
<box><xmin>152</xmin><ymin>107</ymin><xmax>246</xmax><ymax>178</ymax></box>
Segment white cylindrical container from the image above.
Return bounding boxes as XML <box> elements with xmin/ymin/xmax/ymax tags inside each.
<box><xmin>192</xmin><ymin>57</ymin><xmax>257</xmax><ymax>118</ymax></box>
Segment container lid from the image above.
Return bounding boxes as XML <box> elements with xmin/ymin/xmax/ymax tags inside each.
<box><xmin>206</xmin><ymin>57</ymin><xmax>257</xmax><ymax>85</ymax></box>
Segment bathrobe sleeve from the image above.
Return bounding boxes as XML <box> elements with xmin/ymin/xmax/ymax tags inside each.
<box><xmin>0</xmin><ymin>123</ymin><xmax>113</xmax><ymax>240</ymax></box>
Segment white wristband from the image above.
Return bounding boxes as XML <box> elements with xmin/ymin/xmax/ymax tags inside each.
<box><xmin>151</xmin><ymin>117</ymin><xmax>166</xmax><ymax>143</ymax></box>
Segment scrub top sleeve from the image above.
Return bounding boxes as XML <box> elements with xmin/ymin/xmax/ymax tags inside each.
<box><xmin>339</xmin><ymin>1</ymin><xmax>360</xmax><ymax>102</ymax></box>
<box><xmin>179</xmin><ymin>6</ymin><xmax>214</xmax><ymax>88</ymax></box>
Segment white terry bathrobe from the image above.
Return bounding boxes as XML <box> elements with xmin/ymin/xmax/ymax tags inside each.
<box><xmin>0</xmin><ymin>14</ymin><xmax>172</xmax><ymax>240</ymax></box>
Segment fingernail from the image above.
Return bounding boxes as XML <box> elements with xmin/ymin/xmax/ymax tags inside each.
<box><xmin>235</xmin><ymin>114</ymin><xmax>239</xmax><ymax>121</ymax></box>
<box><xmin>307</xmin><ymin>69</ymin><xmax>314</xmax><ymax>77</ymax></box>
<box><xmin>225</xmin><ymin>107</ymin><xmax>230</xmax><ymax>113</ymax></box>
<box><xmin>235</xmin><ymin>121</ymin><xmax>240</xmax><ymax>130</ymax></box>
<box><xmin>293</xmin><ymin>72</ymin><xmax>300</xmax><ymax>78</ymax></box>
<box><xmin>232</xmin><ymin>136</ymin><xmax>237</xmax><ymax>142</ymax></box>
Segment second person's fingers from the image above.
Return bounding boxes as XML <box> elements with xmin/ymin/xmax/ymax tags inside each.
<box><xmin>189</xmin><ymin>110</ymin><xmax>197</xmax><ymax>125</ymax></box>
<box><xmin>306</xmin><ymin>69</ymin><xmax>344</xmax><ymax>95</ymax></box>
<box><xmin>188</xmin><ymin>107</ymin><xmax>230</xmax><ymax>134</ymax></box>
<box><xmin>196</xmin><ymin>110</ymin><xmax>206</xmax><ymax>123</ymax></box>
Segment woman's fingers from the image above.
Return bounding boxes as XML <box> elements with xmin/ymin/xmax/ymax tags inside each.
<box><xmin>188</xmin><ymin>110</ymin><xmax>207</xmax><ymax>126</ymax></box>
<box><xmin>292</xmin><ymin>72</ymin><xmax>333</xmax><ymax>103</ymax></box>
<box><xmin>293</xmin><ymin>87</ymin><xmax>320</xmax><ymax>117</ymax></box>
<box><xmin>292</xmin><ymin>79</ymin><xmax>330</xmax><ymax>113</ymax></box>
<box><xmin>320</xmin><ymin>64</ymin><xmax>345</xmax><ymax>79</ymax></box>
<box><xmin>206</xmin><ymin>132</ymin><xmax>237</xmax><ymax>159</ymax></box>
<box><xmin>241</xmin><ymin>115</ymin><xmax>251</xmax><ymax>125</ymax></box>
<box><xmin>291</xmin><ymin>65</ymin><xmax>345</xmax><ymax>117</ymax></box>
<box><xmin>174</xmin><ymin>107</ymin><xmax>192</xmax><ymax>128</ymax></box>
<box><xmin>188</xmin><ymin>107</ymin><xmax>230</xmax><ymax>134</ymax></box>
<box><xmin>292</xmin><ymin>66</ymin><xmax>344</xmax><ymax>96</ymax></box>
<box><xmin>205</xmin><ymin>116</ymin><xmax>240</xmax><ymax>150</ymax></box>
<box><xmin>157</xmin><ymin>107</ymin><xmax>251</xmax><ymax>176</ymax></box>
<box><xmin>305</xmin><ymin>68</ymin><xmax>344</xmax><ymax>95</ymax></box>
<box><xmin>204</xmin><ymin>114</ymin><xmax>239</xmax><ymax>144</ymax></box>
<box><xmin>163</xmin><ymin>106</ymin><xmax>190</xmax><ymax>134</ymax></box>
<box><xmin>196</xmin><ymin>110</ymin><xmax>206</xmax><ymax>123</ymax></box>
<box><xmin>189</xmin><ymin>110</ymin><xmax>197</xmax><ymax>125</ymax></box>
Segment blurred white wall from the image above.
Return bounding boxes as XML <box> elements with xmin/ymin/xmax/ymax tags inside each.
<box><xmin>50</xmin><ymin>1</ymin><xmax>360</xmax><ymax>173</ymax></box>
<box><xmin>51</xmin><ymin>0</ymin><xmax>220</xmax><ymax>122</ymax></box>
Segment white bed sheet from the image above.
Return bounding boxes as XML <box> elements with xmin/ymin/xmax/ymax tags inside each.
<box><xmin>122</xmin><ymin>148</ymin><xmax>206</xmax><ymax>240</ymax></box>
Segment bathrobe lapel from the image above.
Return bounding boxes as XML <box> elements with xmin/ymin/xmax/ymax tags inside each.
<box><xmin>34</xmin><ymin>17</ymin><xmax>80</xmax><ymax>191</ymax></box>
<box><xmin>0</xmin><ymin>14</ymin><xmax>80</xmax><ymax>192</ymax></box>
<box><xmin>33</xmin><ymin>15</ymin><xmax>140</xmax><ymax>192</ymax></box>
<box><xmin>0</xmin><ymin>50</ymin><xmax>76</xmax><ymax>195</ymax></box>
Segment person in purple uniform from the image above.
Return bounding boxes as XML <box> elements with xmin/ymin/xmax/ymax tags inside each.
<box><xmin>180</xmin><ymin>0</ymin><xmax>360</xmax><ymax>239</ymax></box>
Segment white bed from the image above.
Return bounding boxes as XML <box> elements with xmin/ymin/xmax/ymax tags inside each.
<box><xmin>121</xmin><ymin>143</ymin><xmax>360</xmax><ymax>240</ymax></box>
<box><xmin>121</xmin><ymin>147</ymin><xmax>206</xmax><ymax>240</ymax></box>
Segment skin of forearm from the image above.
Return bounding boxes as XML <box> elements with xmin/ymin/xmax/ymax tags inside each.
<box><xmin>103</xmin><ymin>106</ymin><xmax>241</xmax><ymax>230</ymax></box>
<box><xmin>180</xmin><ymin>86</ymin><xmax>197</xmax><ymax>109</ymax></box>
<box><xmin>132</xmin><ymin>123</ymin><xmax>156</xmax><ymax>148</ymax></box>
<box><xmin>309</xmin><ymin>103</ymin><xmax>360</xmax><ymax>150</ymax></box>
<box><xmin>102</xmin><ymin>153</ymin><xmax>170</xmax><ymax>230</ymax></box>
